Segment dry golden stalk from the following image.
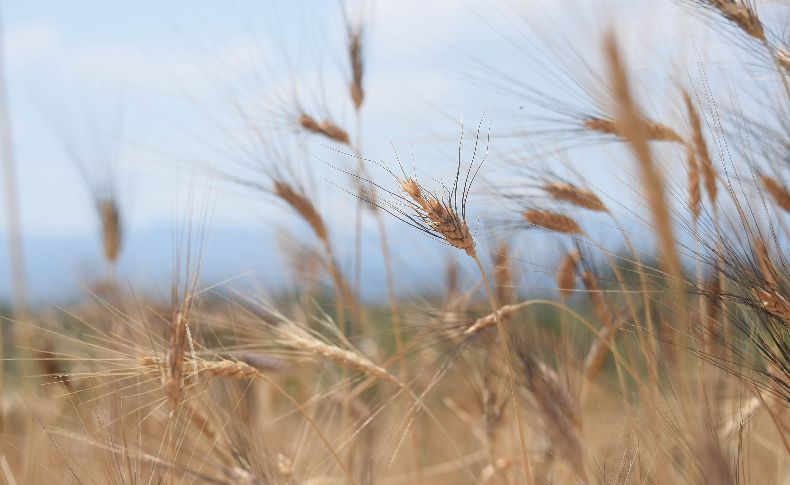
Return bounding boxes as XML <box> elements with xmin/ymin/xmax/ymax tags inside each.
<box><xmin>754</xmin><ymin>238</ymin><xmax>779</xmax><ymax>289</ymax></box>
<box><xmin>544</xmin><ymin>182</ymin><xmax>606</xmax><ymax>211</ymax></box>
<box><xmin>521</xmin><ymin>356</ymin><xmax>586</xmax><ymax>480</ymax></box>
<box><xmin>464</xmin><ymin>302</ymin><xmax>526</xmax><ymax>336</ymax></box>
<box><xmin>98</xmin><ymin>198</ymin><xmax>122</xmax><ymax>263</ymax></box>
<box><xmin>778</xmin><ymin>48</ymin><xmax>790</xmax><ymax>71</ymax></box>
<box><xmin>493</xmin><ymin>243</ymin><xmax>516</xmax><ymax>306</ymax></box>
<box><xmin>446</xmin><ymin>257</ymin><xmax>460</xmax><ymax>300</ymax></box>
<box><xmin>400</xmin><ymin>177</ymin><xmax>476</xmax><ymax>256</ymax></box>
<box><xmin>686</xmin><ymin>142</ymin><xmax>702</xmax><ymax>222</ymax></box>
<box><xmin>141</xmin><ymin>356</ymin><xmax>259</xmax><ymax>380</ymax></box>
<box><xmin>583</xmin><ymin>318</ymin><xmax>625</xmax><ymax>380</ymax></box>
<box><xmin>184</xmin><ymin>400</ymin><xmax>218</xmax><ymax>441</ymax></box>
<box><xmin>523</xmin><ymin>209</ymin><xmax>583</xmax><ymax>235</ymax></box>
<box><xmin>283</xmin><ymin>330</ymin><xmax>403</xmax><ymax>387</ymax></box>
<box><xmin>557</xmin><ymin>250</ymin><xmax>581</xmax><ymax>300</ymax></box>
<box><xmin>348</xmin><ymin>29</ymin><xmax>364</xmax><ymax>109</ymax></box>
<box><xmin>753</xmin><ymin>288</ymin><xmax>790</xmax><ymax>323</ymax></box>
<box><xmin>703</xmin><ymin>272</ymin><xmax>721</xmax><ymax>352</ymax></box>
<box><xmin>165</xmin><ymin>308</ymin><xmax>190</xmax><ymax>409</ymax></box>
<box><xmin>399</xmin><ymin>171</ymin><xmax>531</xmax><ymax>482</ymax></box>
<box><xmin>683</xmin><ymin>91</ymin><xmax>716</xmax><ymax>205</ymax></box>
<box><xmin>584</xmin><ymin>116</ymin><xmax>683</xmax><ymax>143</ymax></box>
<box><xmin>707</xmin><ymin>0</ymin><xmax>765</xmax><ymax>41</ymax></box>
<box><xmin>759</xmin><ymin>175</ymin><xmax>790</xmax><ymax>213</ymax></box>
<box><xmin>274</xmin><ymin>181</ymin><xmax>328</xmax><ymax>241</ymax></box>
<box><xmin>581</xmin><ymin>271</ymin><xmax>614</xmax><ymax>330</ymax></box>
<box><xmin>274</xmin><ymin>181</ymin><xmax>356</xmax><ymax>320</ymax></box>
<box><xmin>298</xmin><ymin>113</ymin><xmax>351</xmax><ymax>145</ymax></box>
<box><xmin>605</xmin><ymin>34</ymin><xmax>683</xmax><ymax>287</ymax></box>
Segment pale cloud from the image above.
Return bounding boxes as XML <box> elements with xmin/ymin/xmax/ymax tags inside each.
<box><xmin>5</xmin><ymin>22</ymin><xmax>59</xmax><ymax>68</ymax></box>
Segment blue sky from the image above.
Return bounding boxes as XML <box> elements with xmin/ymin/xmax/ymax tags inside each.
<box><xmin>0</xmin><ymin>0</ymin><xmax>781</xmax><ymax>303</ymax></box>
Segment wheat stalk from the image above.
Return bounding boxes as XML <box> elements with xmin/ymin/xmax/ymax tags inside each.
<box><xmin>583</xmin><ymin>318</ymin><xmax>626</xmax><ymax>381</ymax></box>
<box><xmin>464</xmin><ymin>302</ymin><xmax>528</xmax><ymax>336</ymax></box>
<box><xmin>523</xmin><ymin>209</ymin><xmax>583</xmax><ymax>235</ymax></box>
<box><xmin>759</xmin><ymin>175</ymin><xmax>790</xmax><ymax>213</ymax></box>
<box><xmin>543</xmin><ymin>183</ymin><xmax>607</xmax><ymax>212</ymax></box>
<box><xmin>753</xmin><ymin>288</ymin><xmax>790</xmax><ymax>324</ymax></box>
<box><xmin>274</xmin><ymin>181</ymin><xmax>328</xmax><ymax>241</ymax></box>
<box><xmin>683</xmin><ymin>91</ymin><xmax>716</xmax><ymax>205</ymax></box>
<box><xmin>686</xmin><ymin>142</ymin><xmax>702</xmax><ymax>221</ymax></box>
<box><xmin>277</xmin><ymin>325</ymin><xmax>403</xmax><ymax>387</ymax></box>
<box><xmin>98</xmin><ymin>198</ymin><xmax>122</xmax><ymax>263</ymax></box>
<box><xmin>557</xmin><ymin>250</ymin><xmax>581</xmax><ymax>300</ymax></box>
<box><xmin>348</xmin><ymin>27</ymin><xmax>364</xmax><ymax>110</ymax></box>
<box><xmin>397</xmin><ymin>167</ymin><xmax>533</xmax><ymax>482</ymax></box>
<box><xmin>753</xmin><ymin>238</ymin><xmax>779</xmax><ymax>289</ymax></box>
<box><xmin>584</xmin><ymin>116</ymin><xmax>683</xmax><ymax>143</ymax></box>
<box><xmin>704</xmin><ymin>0</ymin><xmax>764</xmax><ymax>41</ymax></box>
<box><xmin>299</xmin><ymin>113</ymin><xmax>351</xmax><ymax>145</ymax></box>
<box><xmin>141</xmin><ymin>356</ymin><xmax>260</xmax><ymax>380</ymax></box>
<box><xmin>777</xmin><ymin>48</ymin><xmax>790</xmax><ymax>72</ymax></box>
<box><xmin>273</xmin><ymin>180</ymin><xmax>356</xmax><ymax>328</ymax></box>
<box><xmin>400</xmin><ymin>178</ymin><xmax>476</xmax><ymax>256</ymax></box>
<box><xmin>164</xmin><ymin>306</ymin><xmax>191</xmax><ymax>409</ymax></box>
<box><xmin>581</xmin><ymin>271</ymin><xmax>614</xmax><ymax>331</ymax></box>
<box><xmin>605</xmin><ymin>34</ymin><xmax>683</xmax><ymax>287</ymax></box>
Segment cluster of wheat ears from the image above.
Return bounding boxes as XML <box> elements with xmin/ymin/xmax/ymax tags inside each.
<box><xmin>1</xmin><ymin>0</ymin><xmax>790</xmax><ymax>483</ymax></box>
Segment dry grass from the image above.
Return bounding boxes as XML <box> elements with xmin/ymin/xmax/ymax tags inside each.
<box><xmin>4</xmin><ymin>1</ymin><xmax>790</xmax><ymax>484</ymax></box>
<box><xmin>523</xmin><ymin>209</ymin><xmax>583</xmax><ymax>234</ymax></box>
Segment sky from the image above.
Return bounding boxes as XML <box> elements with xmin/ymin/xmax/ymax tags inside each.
<box><xmin>0</xmin><ymin>0</ymin><xmax>783</xmax><ymax>304</ymax></box>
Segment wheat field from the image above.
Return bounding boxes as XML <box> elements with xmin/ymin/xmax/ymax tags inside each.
<box><xmin>0</xmin><ymin>1</ymin><xmax>789</xmax><ymax>484</ymax></box>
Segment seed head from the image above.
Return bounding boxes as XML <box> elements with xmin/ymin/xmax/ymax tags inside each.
<box><xmin>400</xmin><ymin>177</ymin><xmax>476</xmax><ymax>256</ymax></box>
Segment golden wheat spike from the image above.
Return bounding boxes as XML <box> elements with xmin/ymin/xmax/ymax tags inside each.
<box><xmin>584</xmin><ymin>116</ymin><xmax>683</xmax><ymax>143</ymax></box>
<box><xmin>98</xmin><ymin>198</ymin><xmax>122</xmax><ymax>263</ymax></box>
<box><xmin>298</xmin><ymin>113</ymin><xmax>351</xmax><ymax>145</ymax></box>
<box><xmin>400</xmin><ymin>177</ymin><xmax>476</xmax><ymax>256</ymax></box>
<box><xmin>759</xmin><ymin>175</ymin><xmax>790</xmax><ymax>213</ymax></box>
<box><xmin>544</xmin><ymin>183</ymin><xmax>606</xmax><ymax>212</ymax></box>
<box><xmin>683</xmin><ymin>91</ymin><xmax>716</xmax><ymax>205</ymax></box>
<box><xmin>523</xmin><ymin>209</ymin><xmax>583</xmax><ymax>235</ymax></box>
<box><xmin>557</xmin><ymin>250</ymin><xmax>581</xmax><ymax>300</ymax></box>
<box><xmin>753</xmin><ymin>288</ymin><xmax>790</xmax><ymax>324</ymax></box>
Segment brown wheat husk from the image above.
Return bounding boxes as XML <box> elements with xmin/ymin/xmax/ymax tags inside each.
<box><xmin>348</xmin><ymin>29</ymin><xmax>364</xmax><ymax>109</ymax></box>
<box><xmin>777</xmin><ymin>48</ymin><xmax>790</xmax><ymax>72</ymax></box>
<box><xmin>707</xmin><ymin>0</ymin><xmax>765</xmax><ymax>41</ymax></box>
<box><xmin>683</xmin><ymin>91</ymin><xmax>716</xmax><ymax>205</ymax></box>
<box><xmin>98</xmin><ymin>198</ymin><xmax>122</xmax><ymax>263</ymax></box>
<box><xmin>759</xmin><ymin>174</ymin><xmax>790</xmax><ymax>213</ymax></box>
<box><xmin>581</xmin><ymin>271</ymin><xmax>614</xmax><ymax>331</ymax></box>
<box><xmin>400</xmin><ymin>177</ymin><xmax>476</xmax><ymax>256</ymax></box>
<box><xmin>584</xmin><ymin>116</ymin><xmax>683</xmax><ymax>143</ymax></box>
<box><xmin>557</xmin><ymin>250</ymin><xmax>581</xmax><ymax>300</ymax></box>
<box><xmin>686</xmin><ymin>142</ymin><xmax>702</xmax><ymax>222</ymax></box>
<box><xmin>142</xmin><ymin>356</ymin><xmax>260</xmax><ymax>380</ymax></box>
<box><xmin>583</xmin><ymin>318</ymin><xmax>626</xmax><ymax>380</ymax></box>
<box><xmin>753</xmin><ymin>288</ymin><xmax>790</xmax><ymax>324</ymax></box>
<box><xmin>521</xmin><ymin>356</ymin><xmax>586</xmax><ymax>481</ymax></box>
<box><xmin>753</xmin><ymin>238</ymin><xmax>779</xmax><ymax>289</ymax></box>
<box><xmin>543</xmin><ymin>183</ymin><xmax>607</xmax><ymax>212</ymax></box>
<box><xmin>604</xmin><ymin>34</ymin><xmax>683</xmax><ymax>287</ymax></box>
<box><xmin>523</xmin><ymin>209</ymin><xmax>583</xmax><ymax>235</ymax></box>
<box><xmin>493</xmin><ymin>243</ymin><xmax>516</xmax><ymax>306</ymax></box>
<box><xmin>279</xmin><ymin>327</ymin><xmax>403</xmax><ymax>387</ymax></box>
<box><xmin>299</xmin><ymin>113</ymin><xmax>351</xmax><ymax>145</ymax></box>
<box><xmin>165</xmin><ymin>306</ymin><xmax>190</xmax><ymax>409</ymax></box>
<box><xmin>274</xmin><ymin>181</ymin><xmax>328</xmax><ymax>241</ymax></box>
